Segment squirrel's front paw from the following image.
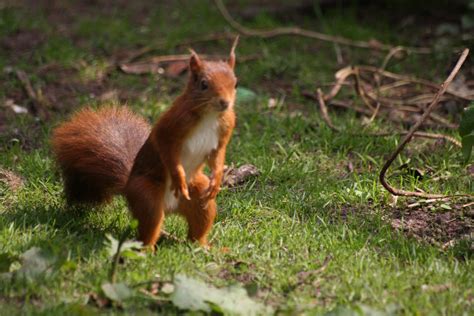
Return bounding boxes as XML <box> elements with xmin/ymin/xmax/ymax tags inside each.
<box><xmin>205</xmin><ymin>178</ymin><xmax>220</xmax><ymax>199</ymax></box>
<box><xmin>172</xmin><ymin>181</ymin><xmax>190</xmax><ymax>200</ymax></box>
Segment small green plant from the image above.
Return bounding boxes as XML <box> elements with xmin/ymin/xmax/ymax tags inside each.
<box><xmin>459</xmin><ymin>102</ymin><xmax>474</xmax><ymax>163</ymax></box>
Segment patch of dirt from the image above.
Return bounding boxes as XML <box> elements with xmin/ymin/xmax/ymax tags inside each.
<box><xmin>36</xmin><ymin>64</ymin><xmax>108</xmax><ymax>111</ymax></box>
<box><xmin>330</xmin><ymin>202</ymin><xmax>472</xmax><ymax>251</ymax></box>
<box><xmin>217</xmin><ymin>261</ymin><xmax>257</xmax><ymax>284</ymax></box>
<box><xmin>0</xmin><ymin>168</ymin><xmax>24</xmax><ymax>191</ymax></box>
<box><xmin>1</xmin><ymin>29</ymin><xmax>46</xmax><ymax>54</ymax></box>
<box><xmin>390</xmin><ymin>206</ymin><xmax>473</xmax><ymax>248</ymax></box>
<box><xmin>0</xmin><ymin>116</ymin><xmax>44</xmax><ymax>151</ymax></box>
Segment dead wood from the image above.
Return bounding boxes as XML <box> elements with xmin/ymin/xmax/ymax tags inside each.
<box><xmin>214</xmin><ymin>0</ymin><xmax>432</xmax><ymax>54</ymax></box>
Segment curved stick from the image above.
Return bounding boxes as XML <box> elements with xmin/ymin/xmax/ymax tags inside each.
<box><xmin>379</xmin><ymin>48</ymin><xmax>471</xmax><ymax>199</ymax></box>
<box><xmin>214</xmin><ymin>0</ymin><xmax>432</xmax><ymax>54</ymax></box>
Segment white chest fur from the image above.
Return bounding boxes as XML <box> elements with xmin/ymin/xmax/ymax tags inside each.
<box><xmin>164</xmin><ymin>113</ymin><xmax>219</xmax><ymax>211</ymax></box>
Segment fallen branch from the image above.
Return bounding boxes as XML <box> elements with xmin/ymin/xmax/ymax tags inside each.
<box><xmin>119</xmin><ymin>53</ymin><xmax>260</xmax><ymax>75</ymax></box>
<box><xmin>119</xmin><ymin>32</ymin><xmax>236</xmax><ymax>64</ymax></box>
<box><xmin>214</xmin><ymin>0</ymin><xmax>432</xmax><ymax>54</ymax></box>
<box><xmin>379</xmin><ymin>48</ymin><xmax>472</xmax><ymax>199</ymax></box>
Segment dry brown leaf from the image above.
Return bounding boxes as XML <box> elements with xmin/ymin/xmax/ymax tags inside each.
<box><xmin>120</xmin><ymin>63</ymin><xmax>162</xmax><ymax>75</ymax></box>
<box><xmin>222</xmin><ymin>164</ymin><xmax>260</xmax><ymax>187</ymax></box>
<box><xmin>165</xmin><ymin>61</ymin><xmax>188</xmax><ymax>77</ymax></box>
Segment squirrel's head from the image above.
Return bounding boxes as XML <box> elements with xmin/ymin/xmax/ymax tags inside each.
<box><xmin>186</xmin><ymin>36</ymin><xmax>238</xmax><ymax>113</ymax></box>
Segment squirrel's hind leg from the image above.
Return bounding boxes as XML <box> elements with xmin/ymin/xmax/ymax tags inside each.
<box><xmin>178</xmin><ymin>173</ymin><xmax>217</xmax><ymax>246</ymax></box>
<box><xmin>125</xmin><ymin>176</ymin><xmax>165</xmax><ymax>248</ymax></box>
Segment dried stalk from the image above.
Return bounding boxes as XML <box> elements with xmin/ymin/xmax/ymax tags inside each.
<box><xmin>317</xmin><ymin>88</ymin><xmax>340</xmax><ymax>132</ymax></box>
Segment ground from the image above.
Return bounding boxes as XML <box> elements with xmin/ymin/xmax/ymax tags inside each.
<box><xmin>0</xmin><ymin>1</ymin><xmax>473</xmax><ymax>315</ymax></box>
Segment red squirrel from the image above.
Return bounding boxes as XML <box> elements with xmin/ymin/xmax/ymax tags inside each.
<box><xmin>52</xmin><ymin>38</ymin><xmax>239</xmax><ymax>248</ymax></box>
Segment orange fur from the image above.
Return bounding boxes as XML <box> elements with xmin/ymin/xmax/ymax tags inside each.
<box><xmin>52</xmin><ymin>39</ymin><xmax>238</xmax><ymax>248</ymax></box>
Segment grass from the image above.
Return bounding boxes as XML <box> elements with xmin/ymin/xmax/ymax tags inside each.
<box><xmin>0</xmin><ymin>1</ymin><xmax>473</xmax><ymax>315</ymax></box>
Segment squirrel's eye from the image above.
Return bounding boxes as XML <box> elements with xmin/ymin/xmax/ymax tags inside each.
<box><xmin>200</xmin><ymin>79</ymin><xmax>208</xmax><ymax>91</ymax></box>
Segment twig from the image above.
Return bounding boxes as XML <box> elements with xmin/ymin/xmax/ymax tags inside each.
<box><xmin>214</xmin><ymin>0</ymin><xmax>432</xmax><ymax>54</ymax></box>
<box><xmin>367</xmin><ymin>47</ymin><xmax>407</xmax><ymax>125</ymax></box>
<box><xmin>379</xmin><ymin>48</ymin><xmax>473</xmax><ymax>199</ymax></box>
<box><xmin>14</xmin><ymin>69</ymin><xmax>50</xmax><ymax>119</ymax></box>
<box><xmin>358</xmin><ymin>65</ymin><xmax>473</xmax><ymax>101</ymax></box>
<box><xmin>314</xmin><ymin>77</ymin><xmax>463</xmax><ymax>147</ymax></box>
<box><xmin>353</xmin><ymin>67</ymin><xmax>376</xmax><ymax>111</ymax></box>
<box><xmin>329</xmin><ymin>66</ymin><xmax>462</xmax><ymax>129</ymax></box>
<box><xmin>364</xmin><ymin>131</ymin><xmax>461</xmax><ymax>147</ymax></box>
<box><xmin>317</xmin><ymin>88</ymin><xmax>339</xmax><ymax>132</ymax></box>
<box><xmin>380</xmin><ymin>46</ymin><xmax>407</xmax><ymax>71</ymax></box>
<box><xmin>109</xmin><ymin>239</ymin><xmax>124</xmax><ymax>284</ymax></box>
<box><xmin>462</xmin><ymin>201</ymin><xmax>474</xmax><ymax>208</ymax></box>
<box><xmin>109</xmin><ymin>227</ymin><xmax>134</xmax><ymax>283</ymax></box>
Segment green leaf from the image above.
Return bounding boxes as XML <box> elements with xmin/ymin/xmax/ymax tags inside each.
<box><xmin>324</xmin><ymin>304</ymin><xmax>398</xmax><ymax>316</ymax></box>
<box><xmin>15</xmin><ymin>247</ymin><xmax>57</xmax><ymax>281</ymax></box>
<box><xmin>105</xmin><ymin>234</ymin><xmax>143</xmax><ymax>258</ymax></box>
<box><xmin>101</xmin><ymin>282</ymin><xmax>133</xmax><ymax>302</ymax></box>
<box><xmin>461</xmin><ymin>133</ymin><xmax>474</xmax><ymax>163</ymax></box>
<box><xmin>236</xmin><ymin>87</ymin><xmax>257</xmax><ymax>103</ymax></box>
<box><xmin>459</xmin><ymin>104</ymin><xmax>474</xmax><ymax>137</ymax></box>
<box><xmin>120</xmin><ymin>249</ymin><xmax>146</xmax><ymax>260</ymax></box>
<box><xmin>171</xmin><ymin>274</ymin><xmax>271</xmax><ymax>315</ymax></box>
<box><xmin>324</xmin><ymin>306</ymin><xmax>361</xmax><ymax>316</ymax></box>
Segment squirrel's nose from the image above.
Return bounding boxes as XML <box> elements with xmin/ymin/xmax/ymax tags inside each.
<box><xmin>219</xmin><ymin>99</ymin><xmax>229</xmax><ymax>109</ymax></box>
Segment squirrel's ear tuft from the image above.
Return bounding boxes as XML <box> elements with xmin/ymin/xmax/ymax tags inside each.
<box><xmin>228</xmin><ymin>35</ymin><xmax>239</xmax><ymax>69</ymax></box>
<box><xmin>189</xmin><ymin>49</ymin><xmax>202</xmax><ymax>74</ymax></box>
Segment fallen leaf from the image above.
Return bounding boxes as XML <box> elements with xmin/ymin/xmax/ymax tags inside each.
<box><xmin>120</xmin><ymin>63</ymin><xmax>162</xmax><ymax>75</ymax></box>
<box><xmin>171</xmin><ymin>274</ymin><xmax>271</xmax><ymax>315</ymax></box>
<box><xmin>1</xmin><ymin>247</ymin><xmax>57</xmax><ymax>282</ymax></box>
<box><xmin>161</xmin><ymin>282</ymin><xmax>175</xmax><ymax>294</ymax></box>
<box><xmin>105</xmin><ymin>234</ymin><xmax>143</xmax><ymax>259</ymax></box>
<box><xmin>165</xmin><ymin>61</ymin><xmax>188</xmax><ymax>77</ymax></box>
<box><xmin>99</xmin><ymin>90</ymin><xmax>119</xmax><ymax>102</ymax></box>
<box><xmin>101</xmin><ymin>282</ymin><xmax>134</xmax><ymax>302</ymax></box>
<box><xmin>236</xmin><ymin>87</ymin><xmax>257</xmax><ymax>103</ymax></box>
<box><xmin>5</xmin><ymin>99</ymin><xmax>28</xmax><ymax>114</ymax></box>
<box><xmin>222</xmin><ymin>164</ymin><xmax>260</xmax><ymax>187</ymax></box>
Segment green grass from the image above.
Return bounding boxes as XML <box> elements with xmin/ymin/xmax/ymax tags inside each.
<box><xmin>0</xmin><ymin>1</ymin><xmax>472</xmax><ymax>315</ymax></box>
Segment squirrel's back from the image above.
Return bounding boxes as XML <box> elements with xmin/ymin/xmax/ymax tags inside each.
<box><xmin>52</xmin><ymin>106</ymin><xmax>150</xmax><ymax>204</ymax></box>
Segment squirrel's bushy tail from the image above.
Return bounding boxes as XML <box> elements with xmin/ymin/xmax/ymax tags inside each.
<box><xmin>52</xmin><ymin>106</ymin><xmax>150</xmax><ymax>205</ymax></box>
